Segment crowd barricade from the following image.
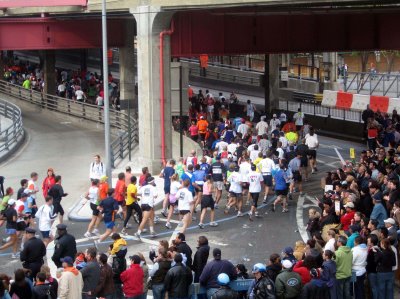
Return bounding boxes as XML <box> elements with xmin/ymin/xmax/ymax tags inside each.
<box><xmin>322</xmin><ymin>90</ymin><xmax>400</xmax><ymax>114</ymax></box>
<box><xmin>190</xmin><ymin>279</ymin><xmax>253</xmax><ymax>299</ymax></box>
<box><xmin>321</xmin><ymin>90</ymin><xmax>338</xmax><ymax>107</ymax></box>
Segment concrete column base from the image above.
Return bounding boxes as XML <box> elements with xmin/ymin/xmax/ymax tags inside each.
<box><xmin>42</xmin><ymin>50</ymin><xmax>56</xmax><ymax>95</ymax></box>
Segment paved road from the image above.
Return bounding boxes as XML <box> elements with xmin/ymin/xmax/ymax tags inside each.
<box><xmin>0</xmin><ymin>93</ymin><xmax>105</xmax><ymax>274</ymax></box>
<box><xmin>12</xmin><ymin>135</ymin><xmax>363</xmax><ymax>279</ymax></box>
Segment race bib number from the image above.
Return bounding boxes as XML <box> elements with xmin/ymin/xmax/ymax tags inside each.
<box><xmin>213</xmin><ymin>168</ymin><xmax>222</xmax><ymax>174</ymax></box>
<box><xmin>179</xmin><ymin>192</ymin><xmax>185</xmax><ymax>200</ymax></box>
<box><xmin>144</xmin><ymin>188</ymin><xmax>150</xmax><ymax>196</ymax></box>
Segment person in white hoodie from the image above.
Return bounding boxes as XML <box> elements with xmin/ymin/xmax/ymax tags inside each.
<box><xmin>351</xmin><ymin>236</ymin><xmax>368</xmax><ymax>299</ymax></box>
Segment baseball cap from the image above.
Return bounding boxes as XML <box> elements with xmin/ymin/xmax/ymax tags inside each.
<box><xmin>7</xmin><ymin>198</ymin><xmax>16</xmax><ymax>206</ymax></box>
<box><xmin>56</xmin><ymin>224</ymin><xmax>67</xmax><ymax>230</ymax></box>
<box><xmin>344</xmin><ymin>202</ymin><xmax>354</xmax><ymax>209</ymax></box>
<box><xmin>283</xmin><ymin>247</ymin><xmax>293</xmax><ymax>255</ymax></box>
<box><xmin>213</xmin><ymin>248</ymin><xmax>222</xmax><ymax>259</ymax></box>
<box><xmin>25</xmin><ymin>227</ymin><xmax>36</xmax><ymax>234</ymax></box>
<box><xmin>384</xmin><ymin>218</ymin><xmax>396</xmax><ymax>225</ymax></box>
<box><xmin>61</xmin><ymin>256</ymin><xmax>74</xmax><ymax>266</ymax></box>
<box><xmin>282</xmin><ymin>259</ymin><xmax>293</xmax><ymax>269</ymax></box>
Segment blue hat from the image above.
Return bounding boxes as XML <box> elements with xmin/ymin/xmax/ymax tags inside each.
<box><xmin>61</xmin><ymin>256</ymin><xmax>74</xmax><ymax>265</ymax></box>
<box><xmin>283</xmin><ymin>247</ymin><xmax>294</xmax><ymax>254</ymax></box>
<box><xmin>56</xmin><ymin>224</ymin><xmax>67</xmax><ymax>230</ymax></box>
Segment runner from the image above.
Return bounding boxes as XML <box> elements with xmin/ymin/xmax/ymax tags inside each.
<box><xmin>295</xmin><ymin>139</ymin><xmax>309</xmax><ymax>182</ymax></box>
<box><xmin>305</xmin><ymin>127</ymin><xmax>319</xmax><ymax>173</ymax></box>
<box><xmin>247</xmin><ymin>164</ymin><xmax>264</xmax><ymax>221</ymax></box>
<box><xmin>225</xmin><ymin>164</ymin><xmax>243</xmax><ymax>217</ymax></box>
<box><xmin>258</xmin><ymin>151</ymin><xmax>276</xmax><ymax>203</ymax></box>
<box><xmin>114</xmin><ymin>172</ymin><xmax>127</xmax><ymax>220</ymax></box>
<box><xmin>293</xmin><ymin>108</ymin><xmax>305</xmax><ymax>133</ymax></box>
<box><xmin>0</xmin><ymin>199</ymin><xmax>18</xmax><ymax>258</ymax></box>
<box><xmin>175</xmin><ymin>179</ymin><xmax>195</xmax><ymax>234</ymax></box>
<box><xmin>89</xmin><ymin>154</ymin><xmax>106</xmax><ymax>181</ymax></box>
<box><xmin>96</xmin><ymin>188</ymin><xmax>119</xmax><ymax>246</ymax></box>
<box><xmin>0</xmin><ymin>187</ymin><xmax>13</xmax><ymax>227</ymax></box>
<box><xmin>192</xmin><ymin>164</ymin><xmax>206</xmax><ymax>214</ymax></box>
<box><xmin>160</xmin><ymin>160</ymin><xmax>176</xmax><ymax>217</ymax></box>
<box><xmin>288</xmin><ymin>152</ymin><xmax>303</xmax><ymax>200</ymax></box>
<box><xmin>165</xmin><ymin>174</ymin><xmax>181</xmax><ymax>229</ymax></box>
<box><xmin>83</xmin><ymin>179</ymin><xmax>101</xmax><ymax>238</ymax></box>
<box><xmin>239</xmin><ymin>156</ymin><xmax>252</xmax><ymax>206</ymax></box>
<box><xmin>272</xmin><ymin>161</ymin><xmax>291</xmax><ymax>213</ymax></box>
<box><xmin>199</xmin><ymin>174</ymin><xmax>217</xmax><ymax>228</ymax></box>
<box><xmin>48</xmin><ymin>175</ymin><xmax>68</xmax><ymax>224</ymax></box>
<box><xmin>36</xmin><ymin>195</ymin><xmax>57</xmax><ymax>246</ymax></box>
<box><xmin>210</xmin><ymin>156</ymin><xmax>226</xmax><ymax>208</ymax></box>
<box><xmin>135</xmin><ymin>177</ymin><xmax>158</xmax><ymax>239</ymax></box>
<box><xmin>121</xmin><ymin>176</ymin><xmax>142</xmax><ymax>235</ymax></box>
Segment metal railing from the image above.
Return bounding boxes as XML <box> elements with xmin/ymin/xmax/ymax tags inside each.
<box><xmin>343</xmin><ymin>71</ymin><xmax>400</xmax><ymax>97</ymax></box>
<box><xmin>0</xmin><ymin>80</ymin><xmax>138</xmax><ymax>168</ymax></box>
<box><xmin>0</xmin><ymin>99</ymin><xmax>24</xmax><ymax>157</ymax></box>
<box><xmin>188</xmin><ymin>62</ymin><xmax>262</xmax><ymax>87</ymax></box>
<box><xmin>288</xmin><ymin>64</ymin><xmax>320</xmax><ymax>82</ymax></box>
<box><xmin>279</xmin><ymin>99</ymin><xmax>362</xmax><ymax>123</ymax></box>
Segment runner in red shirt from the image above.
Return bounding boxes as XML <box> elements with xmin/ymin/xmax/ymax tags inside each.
<box><xmin>114</xmin><ymin>173</ymin><xmax>127</xmax><ymax>220</ymax></box>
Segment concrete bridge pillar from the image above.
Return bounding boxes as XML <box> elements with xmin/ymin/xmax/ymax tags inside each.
<box><xmin>42</xmin><ymin>50</ymin><xmax>56</xmax><ymax>95</ymax></box>
<box><xmin>133</xmin><ymin>6</ymin><xmax>173</xmax><ymax>173</ymax></box>
<box><xmin>119</xmin><ymin>18</ymin><xmax>137</xmax><ymax>110</ymax></box>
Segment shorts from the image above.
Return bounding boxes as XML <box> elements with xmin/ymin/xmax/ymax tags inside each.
<box><xmin>164</xmin><ymin>185</ymin><xmax>171</xmax><ymax>195</ymax></box>
<box><xmin>195</xmin><ymin>185</ymin><xmax>203</xmax><ymax>193</ymax></box>
<box><xmin>201</xmin><ymin>195</ymin><xmax>215</xmax><ymax>210</ymax></box>
<box><xmin>199</xmin><ymin>133</ymin><xmax>206</xmax><ymax>141</ymax></box>
<box><xmin>191</xmin><ymin>135</ymin><xmax>198</xmax><ymax>141</ymax></box>
<box><xmin>308</xmin><ymin>149</ymin><xmax>317</xmax><ymax>159</ymax></box>
<box><xmin>300</xmin><ymin>156</ymin><xmax>308</xmax><ymax>167</ymax></box>
<box><xmin>105</xmin><ymin>221</ymin><xmax>115</xmax><ymax>229</ymax></box>
<box><xmin>213</xmin><ymin>181</ymin><xmax>224</xmax><ymax>191</ymax></box>
<box><xmin>207</xmin><ymin>105</ymin><xmax>214</xmax><ymax>113</ymax></box>
<box><xmin>169</xmin><ymin>194</ymin><xmax>177</xmax><ymax>205</ymax></box>
<box><xmin>241</xmin><ymin>182</ymin><xmax>249</xmax><ymax>190</ymax></box>
<box><xmin>293</xmin><ymin>171</ymin><xmax>302</xmax><ymax>183</ymax></box>
<box><xmin>17</xmin><ymin>222</ymin><xmax>26</xmax><ymax>232</ymax></box>
<box><xmin>53</xmin><ymin>202</ymin><xmax>65</xmax><ymax>216</ymax></box>
<box><xmin>276</xmin><ymin>189</ymin><xmax>288</xmax><ymax>196</ymax></box>
<box><xmin>90</xmin><ymin>203</ymin><xmax>100</xmax><ymax>216</ymax></box>
<box><xmin>117</xmin><ymin>200</ymin><xmax>126</xmax><ymax>207</ymax></box>
<box><xmin>180</xmin><ymin>210</ymin><xmax>191</xmax><ymax>216</ymax></box>
<box><xmin>229</xmin><ymin>192</ymin><xmax>241</xmax><ymax>198</ymax></box>
<box><xmin>41</xmin><ymin>231</ymin><xmax>50</xmax><ymax>238</ymax></box>
<box><xmin>250</xmin><ymin>193</ymin><xmax>260</xmax><ymax>207</ymax></box>
<box><xmin>141</xmin><ymin>204</ymin><xmax>153</xmax><ymax>212</ymax></box>
<box><xmin>5</xmin><ymin>228</ymin><xmax>16</xmax><ymax>235</ymax></box>
<box><xmin>263</xmin><ymin>174</ymin><xmax>273</xmax><ymax>187</ymax></box>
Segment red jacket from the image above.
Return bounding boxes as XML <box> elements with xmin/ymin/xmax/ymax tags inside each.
<box><xmin>293</xmin><ymin>260</ymin><xmax>311</xmax><ymax>285</ymax></box>
<box><xmin>340</xmin><ymin>211</ymin><xmax>355</xmax><ymax>231</ymax></box>
<box><xmin>120</xmin><ymin>264</ymin><xmax>143</xmax><ymax>297</ymax></box>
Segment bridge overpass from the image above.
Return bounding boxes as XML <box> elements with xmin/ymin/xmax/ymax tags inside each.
<box><xmin>1</xmin><ymin>0</ymin><xmax>400</xmax><ymax>171</ymax></box>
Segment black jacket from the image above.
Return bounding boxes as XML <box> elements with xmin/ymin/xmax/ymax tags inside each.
<box><xmin>20</xmin><ymin>237</ymin><xmax>46</xmax><ymax>264</ymax></box>
<box><xmin>176</xmin><ymin>242</ymin><xmax>193</xmax><ymax>269</ymax></box>
<box><xmin>211</xmin><ymin>286</ymin><xmax>239</xmax><ymax>299</ymax></box>
<box><xmin>164</xmin><ymin>263</ymin><xmax>193</xmax><ymax>298</ymax></box>
<box><xmin>48</xmin><ymin>184</ymin><xmax>66</xmax><ymax>203</ymax></box>
<box><xmin>51</xmin><ymin>232</ymin><xmax>77</xmax><ymax>268</ymax></box>
<box><xmin>33</xmin><ymin>283</ymin><xmax>57</xmax><ymax>299</ymax></box>
<box><xmin>80</xmin><ymin>260</ymin><xmax>101</xmax><ymax>293</ymax></box>
<box><xmin>193</xmin><ymin>244</ymin><xmax>210</xmax><ymax>282</ymax></box>
<box><xmin>250</xmin><ymin>276</ymin><xmax>276</xmax><ymax>299</ymax></box>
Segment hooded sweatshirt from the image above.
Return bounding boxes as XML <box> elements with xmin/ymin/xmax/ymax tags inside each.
<box><xmin>334</xmin><ymin>246</ymin><xmax>353</xmax><ymax>279</ymax></box>
<box><xmin>352</xmin><ymin>244</ymin><xmax>368</xmax><ymax>276</ymax></box>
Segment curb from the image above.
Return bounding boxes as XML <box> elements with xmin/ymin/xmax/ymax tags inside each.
<box><xmin>67</xmin><ymin>197</ymin><xmax>91</xmax><ymax>222</ymax></box>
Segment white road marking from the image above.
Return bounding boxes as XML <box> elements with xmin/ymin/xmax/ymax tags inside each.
<box><xmin>296</xmin><ymin>195</ymin><xmax>309</xmax><ymax>242</ymax></box>
<box><xmin>319</xmin><ymin>143</ymin><xmax>343</xmax><ymax>150</ymax></box>
<box><xmin>334</xmin><ymin>147</ymin><xmax>346</xmax><ymax>165</ymax></box>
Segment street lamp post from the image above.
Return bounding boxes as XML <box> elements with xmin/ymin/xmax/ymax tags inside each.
<box><xmin>102</xmin><ymin>0</ymin><xmax>112</xmax><ymax>183</ymax></box>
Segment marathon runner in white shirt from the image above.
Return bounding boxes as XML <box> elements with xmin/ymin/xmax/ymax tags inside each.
<box><xmin>247</xmin><ymin>164</ymin><xmax>264</xmax><ymax>221</ymax></box>
<box><xmin>225</xmin><ymin>165</ymin><xmax>243</xmax><ymax>217</ymax></box>
<box><xmin>305</xmin><ymin>127</ymin><xmax>319</xmax><ymax>173</ymax></box>
<box><xmin>135</xmin><ymin>177</ymin><xmax>158</xmax><ymax>239</ymax></box>
<box><xmin>257</xmin><ymin>151</ymin><xmax>276</xmax><ymax>203</ymax></box>
<box><xmin>175</xmin><ymin>179</ymin><xmax>195</xmax><ymax>234</ymax></box>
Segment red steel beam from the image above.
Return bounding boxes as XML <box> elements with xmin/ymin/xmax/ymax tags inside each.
<box><xmin>0</xmin><ymin>18</ymin><xmax>127</xmax><ymax>50</ymax></box>
<box><xmin>171</xmin><ymin>11</ymin><xmax>400</xmax><ymax>56</ymax></box>
<box><xmin>0</xmin><ymin>0</ymin><xmax>87</xmax><ymax>8</ymax></box>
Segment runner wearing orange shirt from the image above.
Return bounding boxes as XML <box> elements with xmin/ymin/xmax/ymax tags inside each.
<box><xmin>197</xmin><ymin>116</ymin><xmax>209</xmax><ymax>145</ymax></box>
<box><xmin>114</xmin><ymin>173</ymin><xmax>127</xmax><ymax>220</ymax></box>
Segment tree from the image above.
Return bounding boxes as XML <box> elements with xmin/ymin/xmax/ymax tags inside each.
<box><xmin>381</xmin><ymin>50</ymin><xmax>400</xmax><ymax>74</ymax></box>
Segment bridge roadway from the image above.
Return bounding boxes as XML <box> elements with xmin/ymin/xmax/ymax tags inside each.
<box><xmin>0</xmin><ymin>88</ymin><xmax>366</xmax><ymax>280</ymax></box>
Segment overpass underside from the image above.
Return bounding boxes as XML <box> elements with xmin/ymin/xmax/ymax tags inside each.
<box><xmin>2</xmin><ymin>1</ymin><xmax>400</xmax><ymax>171</ymax></box>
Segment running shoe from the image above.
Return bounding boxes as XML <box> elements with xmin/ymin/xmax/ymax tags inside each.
<box><xmin>154</xmin><ymin>216</ymin><xmax>160</xmax><ymax>224</ymax></box>
<box><xmin>282</xmin><ymin>209</ymin><xmax>289</xmax><ymax>213</ymax></box>
<box><xmin>254</xmin><ymin>211</ymin><xmax>259</xmax><ymax>217</ymax></box>
<box><xmin>165</xmin><ymin>222</ymin><xmax>172</xmax><ymax>229</ymax></box>
<box><xmin>150</xmin><ymin>231</ymin><xmax>156</xmax><ymax>238</ymax></box>
<box><xmin>214</xmin><ymin>204</ymin><xmax>219</xmax><ymax>209</ymax></box>
<box><xmin>161</xmin><ymin>210</ymin><xmax>168</xmax><ymax>217</ymax></box>
<box><xmin>84</xmin><ymin>232</ymin><xmax>92</xmax><ymax>238</ymax></box>
<box><xmin>237</xmin><ymin>211</ymin><xmax>244</xmax><ymax>217</ymax></box>
<box><xmin>142</xmin><ymin>228</ymin><xmax>148</xmax><ymax>233</ymax></box>
<box><xmin>92</xmin><ymin>229</ymin><xmax>100</xmax><ymax>236</ymax></box>
<box><xmin>224</xmin><ymin>207</ymin><xmax>229</xmax><ymax>214</ymax></box>
<box><xmin>210</xmin><ymin>222</ymin><xmax>218</xmax><ymax>227</ymax></box>
<box><xmin>248</xmin><ymin>213</ymin><xmax>254</xmax><ymax>221</ymax></box>
<box><xmin>198</xmin><ymin>223</ymin><xmax>204</xmax><ymax>229</ymax></box>
<box><xmin>121</xmin><ymin>228</ymin><xmax>127</xmax><ymax>235</ymax></box>
<box><xmin>134</xmin><ymin>232</ymin><xmax>141</xmax><ymax>239</ymax></box>
<box><xmin>270</xmin><ymin>205</ymin><xmax>275</xmax><ymax>212</ymax></box>
<box><xmin>11</xmin><ymin>252</ymin><xmax>20</xmax><ymax>259</ymax></box>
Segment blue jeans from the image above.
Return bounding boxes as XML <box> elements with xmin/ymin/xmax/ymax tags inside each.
<box><xmin>206</xmin><ymin>288</ymin><xmax>219</xmax><ymax>299</ymax></box>
<box><xmin>353</xmin><ymin>274</ymin><xmax>365</xmax><ymax>299</ymax></box>
<box><xmin>368</xmin><ymin>273</ymin><xmax>379</xmax><ymax>299</ymax></box>
<box><xmin>152</xmin><ymin>283</ymin><xmax>165</xmax><ymax>299</ymax></box>
<box><xmin>336</xmin><ymin>277</ymin><xmax>351</xmax><ymax>299</ymax></box>
<box><xmin>377</xmin><ymin>272</ymin><xmax>394</xmax><ymax>299</ymax></box>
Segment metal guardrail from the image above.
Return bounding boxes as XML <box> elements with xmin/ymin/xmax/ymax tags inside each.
<box><xmin>279</xmin><ymin>99</ymin><xmax>362</xmax><ymax>123</ymax></box>
<box><xmin>343</xmin><ymin>71</ymin><xmax>400</xmax><ymax>97</ymax></box>
<box><xmin>0</xmin><ymin>99</ymin><xmax>24</xmax><ymax>156</ymax></box>
<box><xmin>0</xmin><ymin>80</ymin><xmax>138</xmax><ymax>168</ymax></box>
